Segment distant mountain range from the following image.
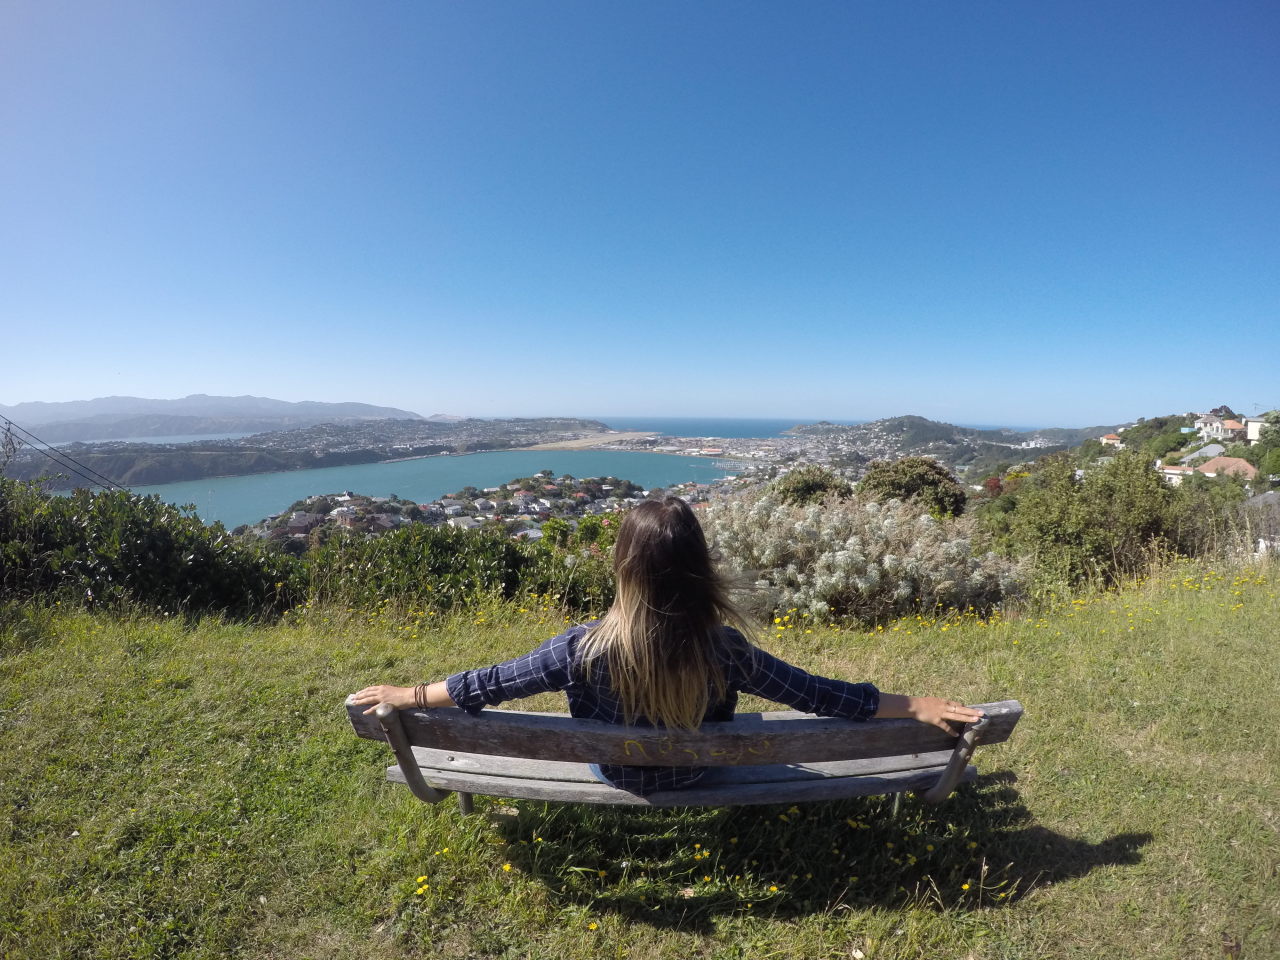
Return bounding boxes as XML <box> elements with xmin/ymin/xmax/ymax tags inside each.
<box><xmin>0</xmin><ymin>395</ymin><xmax>424</xmax><ymax>442</ymax></box>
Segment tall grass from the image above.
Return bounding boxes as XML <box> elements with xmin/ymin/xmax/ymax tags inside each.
<box><xmin>1</xmin><ymin>560</ymin><xmax>1276</xmax><ymax>958</ymax></box>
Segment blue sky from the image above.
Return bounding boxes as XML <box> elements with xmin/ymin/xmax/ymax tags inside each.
<box><xmin>2</xmin><ymin>1</ymin><xmax>1276</xmax><ymax>426</ymax></box>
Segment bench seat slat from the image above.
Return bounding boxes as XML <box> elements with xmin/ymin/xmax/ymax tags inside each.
<box><xmin>399</xmin><ymin>745</ymin><xmax>958</xmax><ymax>784</ymax></box>
<box><xmin>346</xmin><ymin>699</ymin><xmax>1022</xmax><ymax>767</ymax></box>
<box><xmin>387</xmin><ymin>762</ymin><xmax>976</xmax><ymax>807</ymax></box>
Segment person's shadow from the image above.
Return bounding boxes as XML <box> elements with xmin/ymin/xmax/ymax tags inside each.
<box><xmin>487</xmin><ymin>772</ymin><xmax>1151</xmax><ymax>931</ymax></box>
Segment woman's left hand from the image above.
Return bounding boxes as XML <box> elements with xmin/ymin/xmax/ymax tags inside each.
<box><xmin>351</xmin><ymin>684</ymin><xmax>416</xmax><ymax>715</ymax></box>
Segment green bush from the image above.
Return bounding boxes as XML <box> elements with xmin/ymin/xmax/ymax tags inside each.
<box><xmin>859</xmin><ymin>457</ymin><xmax>967</xmax><ymax>518</ymax></box>
<box><xmin>0</xmin><ymin>479</ymin><xmax>300</xmax><ymax>618</ymax></box>
<box><xmin>305</xmin><ymin>518</ymin><xmax>620</xmax><ymax>616</ymax></box>
<box><xmin>306</xmin><ymin>524</ymin><xmax>532</xmax><ymax>610</ymax></box>
<box><xmin>769</xmin><ymin>466</ymin><xmax>853</xmax><ymax>505</ymax></box>
<box><xmin>975</xmin><ymin>451</ymin><xmax>1249</xmax><ymax>593</ymax></box>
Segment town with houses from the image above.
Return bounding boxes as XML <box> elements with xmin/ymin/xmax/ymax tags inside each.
<box><xmin>244</xmin><ymin>470</ymin><xmax>760</xmax><ymax>548</ymax></box>
<box><xmin>1101</xmin><ymin>411</ymin><xmax>1272</xmax><ymax>485</ymax></box>
<box><xmin>242</xmin><ymin>406</ymin><xmax>1278</xmax><ymax>553</ymax></box>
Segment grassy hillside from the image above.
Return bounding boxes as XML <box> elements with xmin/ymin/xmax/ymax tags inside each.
<box><xmin>1</xmin><ymin>564</ymin><xmax>1276</xmax><ymax>959</ymax></box>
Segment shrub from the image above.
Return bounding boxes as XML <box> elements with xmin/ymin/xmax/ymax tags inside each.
<box><xmin>0</xmin><ymin>479</ymin><xmax>300</xmax><ymax>618</ymax></box>
<box><xmin>306</xmin><ymin>524</ymin><xmax>531</xmax><ymax>610</ymax></box>
<box><xmin>976</xmin><ymin>451</ymin><xmax>1250</xmax><ymax>593</ymax></box>
<box><xmin>769</xmin><ymin>466</ymin><xmax>853</xmax><ymax>506</ymax></box>
<box><xmin>702</xmin><ymin>489</ymin><xmax>1020</xmax><ymax>623</ymax></box>
<box><xmin>859</xmin><ymin>457</ymin><xmax>967</xmax><ymax>518</ymax></box>
<box><xmin>305</xmin><ymin>518</ymin><xmax>621</xmax><ymax>616</ymax></box>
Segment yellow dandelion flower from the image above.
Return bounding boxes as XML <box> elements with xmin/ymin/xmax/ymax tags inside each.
<box><xmin>502</xmin><ymin>863</ymin><xmax>512</xmax><ymax>872</ymax></box>
<box><xmin>587</xmin><ymin>921</ymin><xmax>599</xmax><ymax>931</ymax></box>
<box><xmin>961</xmin><ymin>882</ymin><xmax>971</xmax><ymax>890</ymax></box>
<box><xmin>769</xmin><ymin>885</ymin><xmax>778</xmax><ymax>892</ymax></box>
<box><xmin>416</xmin><ymin>875</ymin><xmax>428</xmax><ymax>883</ymax></box>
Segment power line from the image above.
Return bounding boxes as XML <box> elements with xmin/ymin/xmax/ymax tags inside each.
<box><xmin>1</xmin><ymin>417</ymin><xmax>131</xmax><ymax>492</ymax></box>
<box><xmin>1</xmin><ymin>424</ymin><xmax>119</xmax><ymax>491</ymax></box>
<box><xmin>3</xmin><ymin>418</ymin><xmax>130</xmax><ymax>491</ymax></box>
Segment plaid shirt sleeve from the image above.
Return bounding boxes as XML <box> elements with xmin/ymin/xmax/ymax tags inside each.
<box><xmin>736</xmin><ymin>645</ymin><xmax>880</xmax><ymax>720</ymax></box>
<box><xmin>444</xmin><ymin>628</ymin><xmax>581</xmax><ymax>715</ymax></box>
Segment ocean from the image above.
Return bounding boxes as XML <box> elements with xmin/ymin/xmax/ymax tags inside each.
<box><xmin>593</xmin><ymin>416</ymin><xmax>865</xmax><ymax>438</ymax></box>
<box><xmin>128</xmin><ymin>449</ymin><xmax>737</xmax><ymax>530</ymax></box>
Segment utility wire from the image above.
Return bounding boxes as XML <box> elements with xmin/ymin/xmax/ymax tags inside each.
<box><xmin>1</xmin><ymin>417</ymin><xmax>131</xmax><ymax>492</ymax></box>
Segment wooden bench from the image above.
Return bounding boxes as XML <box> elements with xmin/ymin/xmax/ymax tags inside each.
<box><xmin>345</xmin><ymin>697</ymin><xmax>1022</xmax><ymax>812</ymax></box>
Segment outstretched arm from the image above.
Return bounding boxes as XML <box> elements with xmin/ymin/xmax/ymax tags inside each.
<box><xmin>350</xmin><ymin>681</ymin><xmax>456</xmax><ymax>715</ymax></box>
<box><xmin>874</xmin><ymin>693</ymin><xmax>984</xmax><ymax>734</ymax></box>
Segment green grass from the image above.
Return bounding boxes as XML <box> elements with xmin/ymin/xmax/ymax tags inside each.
<box><xmin>1</xmin><ymin>564</ymin><xmax>1277</xmax><ymax>959</ymax></box>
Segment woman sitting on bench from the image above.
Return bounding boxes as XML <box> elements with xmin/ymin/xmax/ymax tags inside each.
<box><xmin>351</xmin><ymin>497</ymin><xmax>983</xmax><ymax>795</ymax></box>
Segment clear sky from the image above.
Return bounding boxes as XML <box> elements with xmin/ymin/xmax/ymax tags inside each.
<box><xmin>2</xmin><ymin>1</ymin><xmax>1276</xmax><ymax>426</ymax></box>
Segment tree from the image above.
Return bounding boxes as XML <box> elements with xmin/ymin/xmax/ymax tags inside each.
<box><xmin>859</xmin><ymin>457</ymin><xmax>966</xmax><ymax>518</ymax></box>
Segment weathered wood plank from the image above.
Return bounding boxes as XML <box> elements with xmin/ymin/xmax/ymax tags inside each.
<box><xmin>399</xmin><ymin>746</ymin><xmax>958</xmax><ymax>783</ymax></box>
<box><xmin>386</xmin><ymin>763</ymin><xmax>976</xmax><ymax>807</ymax></box>
<box><xmin>345</xmin><ymin>697</ymin><xmax>1022</xmax><ymax>766</ymax></box>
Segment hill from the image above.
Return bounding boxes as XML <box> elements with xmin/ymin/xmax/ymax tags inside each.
<box><xmin>0</xmin><ymin>394</ymin><xmax>424</xmax><ymax>441</ymax></box>
<box><xmin>791</xmin><ymin>415</ymin><xmax>1127</xmax><ymax>477</ymax></box>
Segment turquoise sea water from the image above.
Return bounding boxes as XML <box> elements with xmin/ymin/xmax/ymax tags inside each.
<box><xmin>129</xmin><ymin>450</ymin><xmax>735</xmax><ymax>530</ymax></box>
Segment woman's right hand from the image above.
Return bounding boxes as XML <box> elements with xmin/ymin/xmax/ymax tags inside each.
<box><xmin>906</xmin><ymin>697</ymin><xmax>985</xmax><ymax>734</ymax></box>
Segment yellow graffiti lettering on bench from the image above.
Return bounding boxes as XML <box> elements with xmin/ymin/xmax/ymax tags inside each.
<box><xmin>622</xmin><ymin>740</ymin><xmax>649</xmax><ymax>760</ymax></box>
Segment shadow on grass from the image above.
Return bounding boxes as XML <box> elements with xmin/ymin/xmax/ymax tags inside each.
<box><xmin>487</xmin><ymin>772</ymin><xmax>1151</xmax><ymax>930</ymax></box>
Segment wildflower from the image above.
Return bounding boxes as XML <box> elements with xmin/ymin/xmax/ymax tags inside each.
<box><xmin>768</xmin><ymin>885</ymin><xmax>778</xmax><ymax>892</ymax></box>
<box><xmin>961</xmin><ymin>882</ymin><xmax>971</xmax><ymax>890</ymax></box>
<box><xmin>587</xmin><ymin>921</ymin><xmax>599</xmax><ymax>931</ymax></box>
<box><xmin>967</xmin><ymin>841</ymin><xmax>977</xmax><ymax>849</ymax></box>
<box><xmin>416</xmin><ymin>875</ymin><xmax>428</xmax><ymax>883</ymax></box>
<box><xmin>502</xmin><ymin>863</ymin><xmax>512</xmax><ymax>872</ymax></box>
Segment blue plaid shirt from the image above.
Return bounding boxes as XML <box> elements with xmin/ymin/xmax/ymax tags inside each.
<box><xmin>445</xmin><ymin>623</ymin><xmax>880</xmax><ymax>795</ymax></box>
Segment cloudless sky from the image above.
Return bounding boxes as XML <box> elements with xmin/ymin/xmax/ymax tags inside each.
<box><xmin>2</xmin><ymin>1</ymin><xmax>1276</xmax><ymax>426</ymax></box>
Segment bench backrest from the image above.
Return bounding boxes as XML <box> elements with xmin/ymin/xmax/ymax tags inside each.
<box><xmin>346</xmin><ymin>698</ymin><xmax>1022</xmax><ymax>767</ymax></box>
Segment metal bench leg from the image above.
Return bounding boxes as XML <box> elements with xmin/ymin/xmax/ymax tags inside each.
<box><xmin>919</xmin><ymin>715</ymin><xmax>989</xmax><ymax>805</ymax></box>
<box><xmin>375</xmin><ymin>704</ymin><xmax>453</xmax><ymax>805</ymax></box>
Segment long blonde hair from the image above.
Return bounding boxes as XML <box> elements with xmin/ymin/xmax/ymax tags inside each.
<box><xmin>579</xmin><ymin>497</ymin><xmax>752</xmax><ymax>729</ymax></box>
